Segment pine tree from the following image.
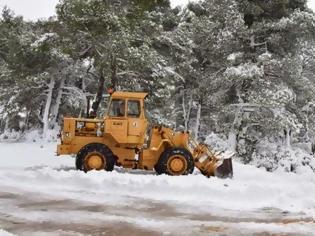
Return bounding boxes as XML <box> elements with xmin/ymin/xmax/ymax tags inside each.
<box><xmin>56</xmin><ymin>0</ymin><xmax>173</xmax><ymax>117</ymax></box>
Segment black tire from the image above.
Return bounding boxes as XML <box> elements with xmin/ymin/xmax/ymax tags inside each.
<box><xmin>75</xmin><ymin>143</ymin><xmax>115</xmax><ymax>172</ymax></box>
<box><xmin>154</xmin><ymin>148</ymin><xmax>194</xmax><ymax>176</ymax></box>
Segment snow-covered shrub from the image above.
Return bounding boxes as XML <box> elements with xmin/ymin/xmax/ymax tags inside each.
<box><xmin>205</xmin><ymin>132</ymin><xmax>229</xmax><ymax>151</ymax></box>
<box><xmin>0</xmin><ymin>130</ymin><xmax>21</xmax><ymax>142</ymax></box>
<box><xmin>252</xmin><ymin>139</ymin><xmax>315</xmax><ymax>174</ymax></box>
<box><xmin>22</xmin><ymin>129</ymin><xmax>59</xmax><ymax>143</ymax></box>
<box><xmin>0</xmin><ymin>129</ymin><xmax>60</xmax><ymax>143</ymax></box>
<box><xmin>204</xmin><ymin>133</ymin><xmax>315</xmax><ymax>174</ymax></box>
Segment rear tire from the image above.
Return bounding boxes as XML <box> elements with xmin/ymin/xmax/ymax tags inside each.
<box><xmin>154</xmin><ymin>148</ymin><xmax>194</xmax><ymax>176</ymax></box>
<box><xmin>76</xmin><ymin>143</ymin><xmax>115</xmax><ymax>172</ymax></box>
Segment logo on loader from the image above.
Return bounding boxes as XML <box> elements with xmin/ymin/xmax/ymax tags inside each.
<box><xmin>113</xmin><ymin>122</ymin><xmax>123</xmax><ymax>126</ymax></box>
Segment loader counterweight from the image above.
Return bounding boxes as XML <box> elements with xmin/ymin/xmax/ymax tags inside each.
<box><xmin>57</xmin><ymin>91</ymin><xmax>233</xmax><ymax>178</ymax></box>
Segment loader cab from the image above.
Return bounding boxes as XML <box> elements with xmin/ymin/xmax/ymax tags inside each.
<box><xmin>104</xmin><ymin>92</ymin><xmax>148</xmax><ymax>146</ymax></box>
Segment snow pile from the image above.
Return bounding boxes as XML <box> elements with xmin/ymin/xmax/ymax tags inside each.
<box><xmin>0</xmin><ymin>142</ymin><xmax>315</xmax><ymax>219</ymax></box>
<box><xmin>0</xmin><ymin>142</ymin><xmax>72</xmax><ymax>169</ymax></box>
<box><xmin>6</xmin><ymin>163</ymin><xmax>314</xmax><ymax>216</ymax></box>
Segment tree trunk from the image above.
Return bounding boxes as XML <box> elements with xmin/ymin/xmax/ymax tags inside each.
<box><xmin>182</xmin><ymin>92</ymin><xmax>193</xmax><ymax>132</ymax></box>
<box><xmin>91</xmin><ymin>73</ymin><xmax>105</xmax><ymax>117</ymax></box>
<box><xmin>0</xmin><ymin>119</ymin><xmax>3</xmax><ymax>132</ymax></box>
<box><xmin>81</xmin><ymin>77</ymin><xmax>89</xmax><ymax>118</ymax></box>
<box><xmin>182</xmin><ymin>92</ymin><xmax>186</xmax><ymax>129</ymax></box>
<box><xmin>285</xmin><ymin>128</ymin><xmax>292</xmax><ymax>148</ymax></box>
<box><xmin>22</xmin><ymin>110</ymin><xmax>31</xmax><ymax>133</ymax></box>
<box><xmin>111</xmin><ymin>54</ymin><xmax>118</xmax><ymax>90</ymax></box>
<box><xmin>194</xmin><ymin>102</ymin><xmax>201</xmax><ymax>139</ymax></box>
<box><xmin>43</xmin><ymin>77</ymin><xmax>55</xmax><ymax>139</ymax></box>
<box><xmin>228</xmin><ymin>131</ymin><xmax>237</xmax><ymax>152</ymax></box>
<box><xmin>86</xmin><ymin>97</ymin><xmax>91</xmax><ymax>118</ymax></box>
<box><xmin>4</xmin><ymin>114</ymin><xmax>9</xmax><ymax>131</ymax></box>
<box><xmin>50</xmin><ymin>77</ymin><xmax>65</xmax><ymax>128</ymax></box>
<box><xmin>230</xmin><ymin>107</ymin><xmax>242</xmax><ymax>153</ymax></box>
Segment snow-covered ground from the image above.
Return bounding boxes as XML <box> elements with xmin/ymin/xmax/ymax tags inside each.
<box><xmin>0</xmin><ymin>142</ymin><xmax>315</xmax><ymax>235</ymax></box>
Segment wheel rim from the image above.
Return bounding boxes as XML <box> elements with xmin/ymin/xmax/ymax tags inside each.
<box><xmin>167</xmin><ymin>155</ymin><xmax>187</xmax><ymax>175</ymax></box>
<box><xmin>84</xmin><ymin>152</ymin><xmax>105</xmax><ymax>171</ymax></box>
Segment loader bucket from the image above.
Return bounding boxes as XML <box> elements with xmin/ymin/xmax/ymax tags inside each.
<box><xmin>194</xmin><ymin>152</ymin><xmax>234</xmax><ymax>178</ymax></box>
<box><xmin>214</xmin><ymin>158</ymin><xmax>233</xmax><ymax>178</ymax></box>
<box><xmin>189</xmin><ymin>138</ymin><xmax>234</xmax><ymax>178</ymax></box>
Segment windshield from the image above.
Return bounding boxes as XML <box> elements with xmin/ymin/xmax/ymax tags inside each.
<box><xmin>108</xmin><ymin>99</ymin><xmax>125</xmax><ymax>117</ymax></box>
<box><xmin>127</xmin><ymin>100</ymin><xmax>141</xmax><ymax>118</ymax></box>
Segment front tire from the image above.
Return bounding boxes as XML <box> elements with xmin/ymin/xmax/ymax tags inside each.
<box><xmin>76</xmin><ymin>143</ymin><xmax>115</xmax><ymax>172</ymax></box>
<box><xmin>155</xmin><ymin>148</ymin><xmax>194</xmax><ymax>176</ymax></box>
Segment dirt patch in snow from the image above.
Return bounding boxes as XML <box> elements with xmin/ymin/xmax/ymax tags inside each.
<box><xmin>0</xmin><ymin>190</ymin><xmax>176</xmax><ymax>236</ymax></box>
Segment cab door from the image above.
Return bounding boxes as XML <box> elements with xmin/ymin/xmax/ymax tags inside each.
<box><xmin>127</xmin><ymin>99</ymin><xmax>147</xmax><ymax>145</ymax></box>
<box><xmin>105</xmin><ymin>98</ymin><xmax>128</xmax><ymax>143</ymax></box>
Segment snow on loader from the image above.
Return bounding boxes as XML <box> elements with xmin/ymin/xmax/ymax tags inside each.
<box><xmin>57</xmin><ymin>91</ymin><xmax>234</xmax><ymax>178</ymax></box>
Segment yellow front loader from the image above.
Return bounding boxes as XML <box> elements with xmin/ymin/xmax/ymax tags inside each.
<box><xmin>57</xmin><ymin>91</ymin><xmax>233</xmax><ymax>178</ymax></box>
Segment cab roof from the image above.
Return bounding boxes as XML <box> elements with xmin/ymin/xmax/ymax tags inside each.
<box><xmin>111</xmin><ymin>91</ymin><xmax>148</xmax><ymax>99</ymax></box>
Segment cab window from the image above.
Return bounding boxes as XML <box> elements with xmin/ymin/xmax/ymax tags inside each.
<box><xmin>127</xmin><ymin>100</ymin><xmax>141</xmax><ymax>118</ymax></box>
<box><xmin>109</xmin><ymin>99</ymin><xmax>125</xmax><ymax>117</ymax></box>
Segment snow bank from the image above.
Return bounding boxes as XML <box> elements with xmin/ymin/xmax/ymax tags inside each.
<box><xmin>7</xmin><ymin>163</ymin><xmax>314</xmax><ymax>216</ymax></box>
<box><xmin>0</xmin><ymin>142</ymin><xmax>315</xmax><ymax>219</ymax></box>
<box><xmin>0</xmin><ymin>142</ymin><xmax>72</xmax><ymax>169</ymax></box>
